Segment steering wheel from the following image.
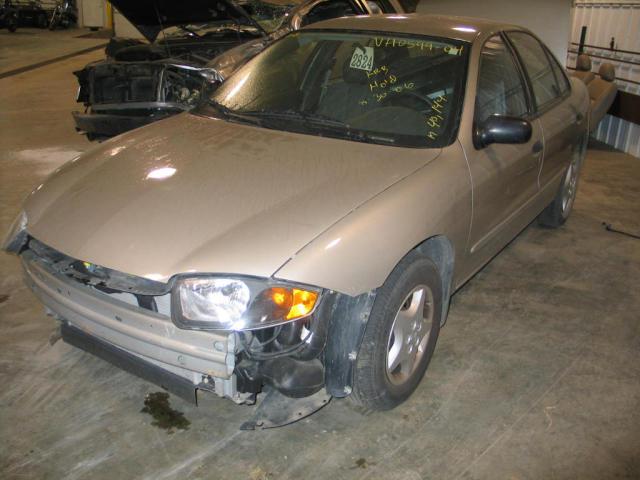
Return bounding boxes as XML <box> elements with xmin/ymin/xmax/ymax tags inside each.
<box><xmin>381</xmin><ymin>91</ymin><xmax>435</xmax><ymax>115</ymax></box>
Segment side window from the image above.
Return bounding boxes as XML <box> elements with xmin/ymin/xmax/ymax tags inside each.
<box><xmin>547</xmin><ymin>50</ymin><xmax>571</xmax><ymax>95</ymax></box>
<box><xmin>475</xmin><ymin>35</ymin><xmax>529</xmax><ymax>124</ymax></box>
<box><xmin>507</xmin><ymin>32</ymin><xmax>565</xmax><ymax>110</ymax></box>
<box><xmin>301</xmin><ymin>0</ymin><xmax>357</xmax><ymax>27</ymax></box>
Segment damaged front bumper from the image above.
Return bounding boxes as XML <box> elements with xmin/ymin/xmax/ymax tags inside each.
<box><xmin>16</xmin><ymin>238</ymin><xmax>376</xmax><ymax>428</ymax></box>
<box><xmin>22</xmin><ymin>249</ymin><xmax>245</xmax><ymax>404</ymax></box>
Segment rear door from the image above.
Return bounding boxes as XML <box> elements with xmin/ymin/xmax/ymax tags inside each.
<box><xmin>505</xmin><ymin>31</ymin><xmax>579</xmax><ymax>189</ymax></box>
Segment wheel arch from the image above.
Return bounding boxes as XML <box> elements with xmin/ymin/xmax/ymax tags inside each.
<box><xmin>323</xmin><ymin>234</ymin><xmax>455</xmax><ymax>397</ymax></box>
<box><xmin>413</xmin><ymin>234</ymin><xmax>455</xmax><ymax>326</ymax></box>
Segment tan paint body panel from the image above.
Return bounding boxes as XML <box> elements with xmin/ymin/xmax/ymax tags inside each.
<box><xmin>24</xmin><ymin>113</ymin><xmax>439</xmax><ymax>285</ymax></box>
<box><xmin>275</xmin><ymin>15</ymin><xmax>589</xmax><ymax>293</ymax></box>
<box><xmin>22</xmin><ymin>14</ymin><xmax>590</xmax><ymax>297</ymax></box>
<box><xmin>275</xmin><ymin>144</ymin><xmax>472</xmax><ymax>295</ymax></box>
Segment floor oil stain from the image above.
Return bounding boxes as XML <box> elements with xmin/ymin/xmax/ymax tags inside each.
<box><xmin>351</xmin><ymin>458</ymin><xmax>376</xmax><ymax>469</ymax></box>
<box><xmin>141</xmin><ymin>392</ymin><xmax>190</xmax><ymax>434</ymax></box>
<box><xmin>0</xmin><ymin>294</ymin><xmax>9</xmax><ymax>304</ymax></box>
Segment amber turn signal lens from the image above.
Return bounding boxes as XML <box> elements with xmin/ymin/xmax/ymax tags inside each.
<box><xmin>265</xmin><ymin>287</ymin><xmax>318</xmax><ymax>321</ymax></box>
<box><xmin>270</xmin><ymin>287</ymin><xmax>292</xmax><ymax>307</ymax></box>
<box><xmin>286</xmin><ymin>289</ymin><xmax>319</xmax><ymax>320</ymax></box>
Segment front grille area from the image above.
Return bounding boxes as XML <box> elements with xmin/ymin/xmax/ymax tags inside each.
<box><xmin>91</xmin><ymin>63</ymin><xmax>162</xmax><ymax>104</ymax></box>
<box><xmin>86</xmin><ymin>63</ymin><xmax>207</xmax><ymax>107</ymax></box>
<box><xmin>21</xmin><ymin>237</ymin><xmax>236</xmax><ymax>383</ymax></box>
<box><xmin>26</xmin><ymin>237</ymin><xmax>171</xmax><ymax>315</ymax></box>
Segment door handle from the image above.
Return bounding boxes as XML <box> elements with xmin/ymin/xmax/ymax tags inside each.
<box><xmin>532</xmin><ymin>140</ymin><xmax>543</xmax><ymax>155</ymax></box>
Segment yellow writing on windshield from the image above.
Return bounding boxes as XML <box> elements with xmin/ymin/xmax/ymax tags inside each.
<box><xmin>373</xmin><ymin>37</ymin><xmax>435</xmax><ymax>50</ymax></box>
<box><xmin>426</xmin><ymin>94</ymin><xmax>448</xmax><ymax>141</ymax></box>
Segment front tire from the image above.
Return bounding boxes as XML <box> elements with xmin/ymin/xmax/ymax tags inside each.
<box><xmin>350</xmin><ymin>253</ymin><xmax>443</xmax><ymax>411</ymax></box>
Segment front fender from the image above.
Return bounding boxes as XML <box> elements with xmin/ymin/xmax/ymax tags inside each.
<box><xmin>273</xmin><ymin>143</ymin><xmax>473</xmax><ymax>296</ymax></box>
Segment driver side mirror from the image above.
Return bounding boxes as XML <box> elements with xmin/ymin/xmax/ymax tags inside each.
<box><xmin>474</xmin><ymin>115</ymin><xmax>532</xmax><ymax>149</ymax></box>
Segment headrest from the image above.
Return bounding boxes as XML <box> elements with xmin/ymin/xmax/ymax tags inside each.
<box><xmin>599</xmin><ymin>63</ymin><xmax>616</xmax><ymax>82</ymax></box>
<box><xmin>576</xmin><ymin>54</ymin><xmax>592</xmax><ymax>71</ymax></box>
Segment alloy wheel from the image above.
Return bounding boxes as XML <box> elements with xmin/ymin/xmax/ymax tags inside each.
<box><xmin>385</xmin><ymin>285</ymin><xmax>434</xmax><ymax>386</ymax></box>
<box><xmin>561</xmin><ymin>154</ymin><xmax>581</xmax><ymax>216</ymax></box>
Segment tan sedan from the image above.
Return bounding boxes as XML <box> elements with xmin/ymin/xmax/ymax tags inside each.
<box><xmin>4</xmin><ymin>14</ymin><xmax>589</xmax><ymax>428</ymax></box>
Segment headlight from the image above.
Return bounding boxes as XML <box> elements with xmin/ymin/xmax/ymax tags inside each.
<box><xmin>171</xmin><ymin>276</ymin><xmax>321</xmax><ymax>331</ymax></box>
<box><xmin>2</xmin><ymin>211</ymin><xmax>28</xmax><ymax>253</ymax></box>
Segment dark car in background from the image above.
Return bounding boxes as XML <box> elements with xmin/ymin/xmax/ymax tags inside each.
<box><xmin>73</xmin><ymin>0</ymin><xmax>409</xmax><ymax>140</ymax></box>
<box><xmin>13</xmin><ymin>0</ymin><xmax>49</xmax><ymax>28</ymax></box>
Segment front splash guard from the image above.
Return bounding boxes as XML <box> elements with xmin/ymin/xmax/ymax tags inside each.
<box><xmin>240</xmin><ymin>388</ymin><xmax>331</xmax><ymax>430</ymax></box>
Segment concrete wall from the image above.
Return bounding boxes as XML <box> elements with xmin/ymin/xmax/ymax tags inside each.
<box><xmin>416</xmin><ymin>0</ymin><xmax>573</xmax><ymax>65</ymax></box>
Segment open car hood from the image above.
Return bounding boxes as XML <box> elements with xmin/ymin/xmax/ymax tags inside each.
<box><xmin>109</xmin><ymin>0</ymin><xmax>265</xmax><ymax>42</ymax></box>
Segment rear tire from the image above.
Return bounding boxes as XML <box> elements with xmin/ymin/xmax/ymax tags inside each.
<box><xmin>538</xmin><ymin>133</ymin><xmax>587</xmax><ymax>228</ymax></box>
<box><xmin>350</xmin><ymin>252</ymin><xmax>443</xmax><ymax>411</ymax></box>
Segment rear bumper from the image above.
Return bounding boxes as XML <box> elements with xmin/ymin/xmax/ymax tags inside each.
<box><xmin>22</xmin><ymin>253</ymin><xmax>236</xmax><ymax>393</ymax></box>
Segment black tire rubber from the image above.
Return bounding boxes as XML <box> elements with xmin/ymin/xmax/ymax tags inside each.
<box><xmin>350</xmin><ymin>252</ymin><xmax>443</xmax><ymax>411</ymax></box>
<box><xmin>537</xmin><ymin>173</ymin><xmax>570</xmax><ymax>228</ymax></box>
<box><xmin>538</xmin><ymin>134</ymin><xmax>587</xmax><ymax>228</ymax></box>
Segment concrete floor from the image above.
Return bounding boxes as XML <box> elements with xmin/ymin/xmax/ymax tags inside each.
<box><xmin>0</xmin><ymin>28</ymin><xmax>107</xmax><ymax>76</ymax></box>
<box><xmin>1</xmin><ymin>39</ymin><xmax>639</xmax><ymax>480</ymax></box>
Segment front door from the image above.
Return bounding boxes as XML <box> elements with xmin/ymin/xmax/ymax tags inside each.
<box><xmin>466</xmin><ymin>34</ymin><xmax>542</xmax><ymax>262</ymax></box>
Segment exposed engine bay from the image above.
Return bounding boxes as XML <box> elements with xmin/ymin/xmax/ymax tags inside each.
<box><xmin>70</xmin><ymin>0</ymin><xmax>404</xmax><ymax>139</ymax></box>
<box><xmin>72</xmin><ymin>35</ymin><xmax>255</xmax><ymax>139</ymax></box>
<box><xmin>69</xmin><ymin>0</ymin><xmax>301</xmax><ymax>139</ymax></box>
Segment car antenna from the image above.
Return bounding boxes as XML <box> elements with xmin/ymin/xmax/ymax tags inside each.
<box><xmin>153</xmin><ymin>2</ymin><xmax>172</xmax><ymax>57</ymax></box>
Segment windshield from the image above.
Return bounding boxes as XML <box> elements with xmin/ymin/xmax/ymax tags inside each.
<box><xmin>202</xmin><ymin>31</ymin><xmax>469</xmax><ymax>148</ymax></box>
<box><xmin>162</xmin><ymin>0</ymin><xmax>302</xmax><ymax>37</ymax></box>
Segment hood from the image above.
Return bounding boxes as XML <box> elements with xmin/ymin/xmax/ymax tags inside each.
<box><xmin>109</xmin><ymin>0</ymin><xmax>265</xmax><ymax>42</ymax></box>
<box><xmin>24</xmin><ymin>114</ymin><xmax>440</xmax><ymax>285</ymax></box>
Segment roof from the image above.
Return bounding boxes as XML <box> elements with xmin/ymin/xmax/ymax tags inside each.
<box><xmin>303</xmin><ymin>13</ymin><xmax>523</xmax><ymax>43</ymax></box>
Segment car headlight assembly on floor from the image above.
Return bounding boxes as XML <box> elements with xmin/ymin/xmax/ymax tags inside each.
<box><xmin>171</xmin><ymin>275</ymin><xmax>321</xmax><ymax>331</ymax></box>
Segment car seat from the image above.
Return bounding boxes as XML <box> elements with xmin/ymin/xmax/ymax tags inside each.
<box><xmin>572</xmin><ymin>54</ymin><xmax>595</xmax><ymax>85</ymax></box>
<box><xmin>588</xmin><ymin>63</ymin><xmax>617</xmax><ymax>131</ymax></box>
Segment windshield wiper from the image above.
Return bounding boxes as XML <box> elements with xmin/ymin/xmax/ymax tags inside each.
<box><xmin>239</xmin><ymin>110</ymin><xmax>395</xmax><ymax>144</ymax></box>
<box><xmin>206</xmin><ymin>100</ymin><xmax>262</xmax><ymax>125</ymax></box>
<box><xmin>240</xmin><ymin>109</ymin><xmax>347</xmax><ymax>128</ymax></box>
